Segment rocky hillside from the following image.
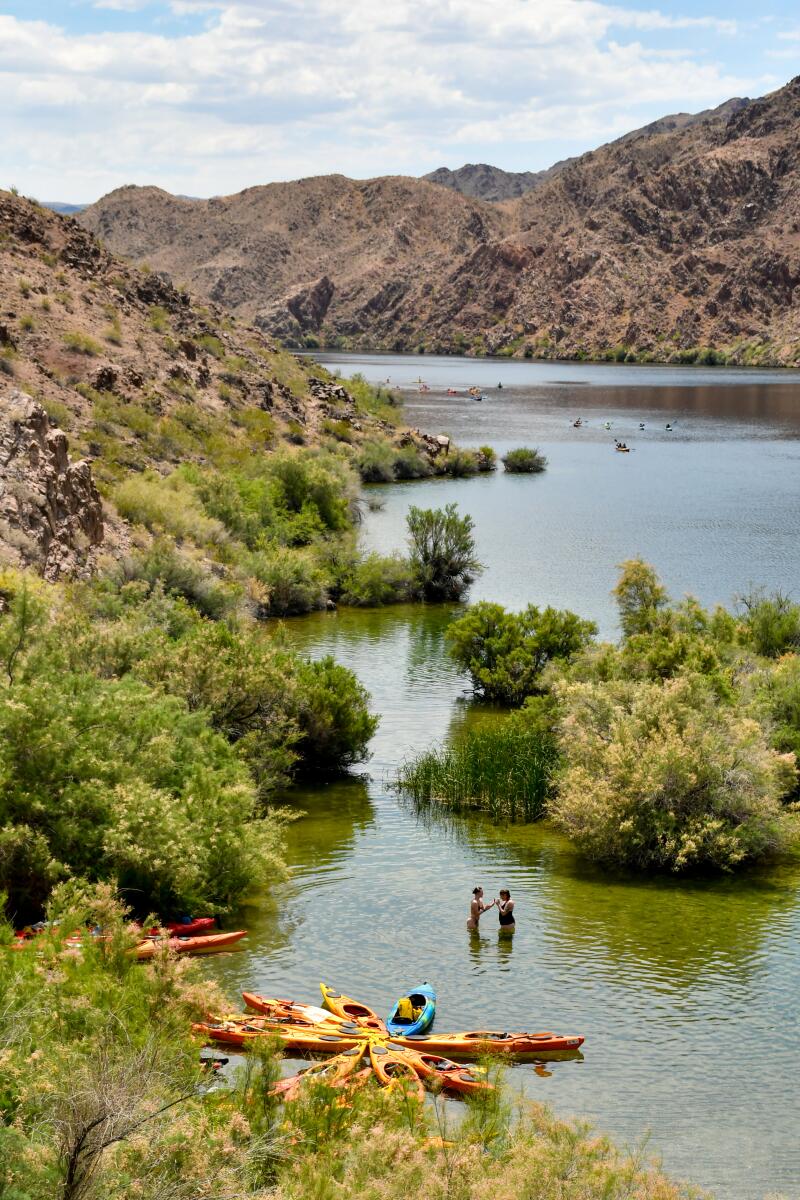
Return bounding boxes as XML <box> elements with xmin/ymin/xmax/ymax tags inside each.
<box><xmin>0</xmin><ymin>191</ymin><xmax>439</xmax><ymax>581</ymax></box>
<box><xmin>81</xmin><ymin>77</ymin><xmax>800</xmax><ymax>365</ymax></box>
<box><xmin>423</xmin><ymin>164</ymin><xmax>550</xmax><ymax>202</ymax></box>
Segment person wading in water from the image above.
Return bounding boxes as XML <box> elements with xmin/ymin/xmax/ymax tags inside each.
<box><xmin>467</xmin><ymin>886</ymin><xmax>495</xmax><ymax>932</ymax></box>
<box><xmin>496</xmin><ymin>889</ymin><xmax>515</xmax><ymax>934</ymax></box>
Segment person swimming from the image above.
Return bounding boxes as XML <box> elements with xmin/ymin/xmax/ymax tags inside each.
<box><xmin>496</xmin><ymin>889</ymin><xmax>515</xmax><ymax>933</ymax></box>
<box><xmin>467</xmin><ymin>886</ymin><xmax>495</xmax><ymax>932</ymax></box>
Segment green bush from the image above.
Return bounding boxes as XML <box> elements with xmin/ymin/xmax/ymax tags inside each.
<box><xmin>358</xmin><ymin>439</ymin><xmax>396</xmax><ymax>482</ymax></box>
<box><xmin>447</xmin><ymin>601</ymin><xmax>597</xmax><ymax>704</ymax></box>
<box><xmin>114</xmin><ymin>472</ymin><xmax>228</xmax><ymax>547</ymax></box>
<box><xmin>407</xmin><ymin>503</ymin><xmax>481</xmax><ymax>602</ymax></box>
<box><xmin>0</xmin><ymin>667</ymin><xmax>282</xmax><ymax>915</ymax></box>
<box><xmin>501</xmin><ymin>447</ymin><xmax>548</xmax><ymax>473</ymax></box>
<box><xmin>292</xmin><ymin>655</ymin><xmax>378</xmax><ymax>774</ymax></box>
<box><xmin>550</xmin><ymin>673</ymin><xmax>798</xmax><ymax>871</ymax></box>
<box><xmin>443</xmin><ymin>448</ymin><xmax>480</xmax><ymax>477</ymax></box>
<box><xmin>340</xmin><ymin>552</ymin><xmax>414</xmax><ymax>606</ymax></box>
<box><xmin>247</xmin><ymin>546</ymin><xmax>329</xmax><ymax>616</ymax></box>
<box><xmin>739</xmin><ymin>589</ymin><xmax>800</xmax><ymax>657</ymax></box>
<box><xmin>393</xmin><ymin>445</ymin><xmax>432</xmax><ymax>480</ymax></box>
<box><xmin>118</xmin><ymin>541</ymin><xmax>237</xmax><ymax>621</ymax></box>
<box><xmin>63</xmin><ymin>331</ymin><xmax>103</xmax><ymax>356</ymax></box>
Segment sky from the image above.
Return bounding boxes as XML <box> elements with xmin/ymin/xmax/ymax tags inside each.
<box><xmin>1</xmin><ymin>0</ymin><xmax>798</xmax><ymax>202</ymax></box>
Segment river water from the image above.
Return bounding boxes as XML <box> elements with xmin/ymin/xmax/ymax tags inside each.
<box><xmin>209</xmin><ymin>354</ymin><xmax>800</xmax><ymax>1199</ymax></box>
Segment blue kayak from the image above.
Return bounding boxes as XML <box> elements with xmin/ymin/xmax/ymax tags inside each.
<box><xmin>386</xmin><ymin>982</ymin><xmax>436</xmax><ymax>1038</ymax></box>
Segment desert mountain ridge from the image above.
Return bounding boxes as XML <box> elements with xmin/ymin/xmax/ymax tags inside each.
<box><xmin>80</xmin><ymin>77</ymin><xmax>800</xmax><ymax>365</ymax></box>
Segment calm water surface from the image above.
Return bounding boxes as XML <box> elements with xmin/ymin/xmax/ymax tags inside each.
<box><xmin>209</xmin><ymin>356</ymin><xmax>800</xmax><ymax>1199</ymax></box>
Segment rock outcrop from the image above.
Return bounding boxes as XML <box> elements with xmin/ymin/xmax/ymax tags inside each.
<box><xmin>0</xmin><ymin>393</ymin><xmax>103</xmax><ymax>580</ymax></box>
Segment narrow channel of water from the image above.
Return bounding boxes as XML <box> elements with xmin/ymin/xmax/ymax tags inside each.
<box><xmin>207</xmin><ymin>355</ymin><xmax>800</xmax><ymax>1199</ymax></box>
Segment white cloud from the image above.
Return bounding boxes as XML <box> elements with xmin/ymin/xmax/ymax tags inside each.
<box><xmin>0</xmin><ymin>0</ymin><xmax>773</xmax><ymax>200</ymax></box>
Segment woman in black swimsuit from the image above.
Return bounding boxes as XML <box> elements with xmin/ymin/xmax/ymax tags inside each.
<box><xmin>497</xmin><ymin>889</ymin><xmax>515</xmax><ymax>934</ymax></box>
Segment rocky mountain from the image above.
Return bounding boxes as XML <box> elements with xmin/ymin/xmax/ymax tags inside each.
<box><xmin>0</xmin><ymin>190</ymin><xmax>421</xmax><ymax>578</ymax></box>
<box><xmin>80</xmin><ymin>77</ymin><xmax>800</xmax><ymax>365</ymax></box>
<box><xmin>423</xmin><ymin>164</ymin><xmax>551</xmax><ymax>202</ymax></box>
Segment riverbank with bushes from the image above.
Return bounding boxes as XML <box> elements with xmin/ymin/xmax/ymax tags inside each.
<box><xmin>0</xmin><ymin>886</ymin><xmax>695</xmax><ymax>1200</ymax></box>
<box><xmin>400</xmin><ymin>561</ymin><xmax>800</xmax><ymax>873</ymax></box>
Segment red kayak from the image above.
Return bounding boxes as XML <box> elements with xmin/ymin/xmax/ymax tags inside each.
<box><xmin>138</xmin><ymin>918</ymin><xmax>216</xmax><ymax>937</ymax></box>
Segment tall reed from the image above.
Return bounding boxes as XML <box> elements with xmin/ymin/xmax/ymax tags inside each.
<box><xmin>397</xmin><ymin>721</ymin><xmax>557</xmax><ymax>822</ymax></box>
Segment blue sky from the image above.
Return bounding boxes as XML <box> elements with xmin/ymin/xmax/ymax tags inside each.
<box><xmin>1</xmin><ymin>0</ymin><xmax>798</xmax><ymax>201</ymax></box>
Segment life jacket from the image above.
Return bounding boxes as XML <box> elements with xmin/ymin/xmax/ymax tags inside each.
<box><xmin>397</xmin><ymin>997</ymin><xmax>414</xmax><ymax>1021</ymax></box>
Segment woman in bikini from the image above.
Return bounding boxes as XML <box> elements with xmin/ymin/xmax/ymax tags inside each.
<box><xmin>496</xmin><ymin>889</ymin><xmax>515</xmax><ymax>934</ymax></box>
<box><xmin>467</xmin><ymin>886</ymin><xmax>495</xmax><ymax>932</ymax></box>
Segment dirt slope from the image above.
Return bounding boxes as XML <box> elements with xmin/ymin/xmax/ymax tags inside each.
<box><xmin>80</xmin><ymin>78</ymin><xmax>800</xmax><ymax>365</ymax></box>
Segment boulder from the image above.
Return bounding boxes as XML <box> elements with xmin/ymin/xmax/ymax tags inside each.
<box><xmin>0</xmin><ymin>391</ymin><xmax>103</xmax><ymax>579</ymax></box>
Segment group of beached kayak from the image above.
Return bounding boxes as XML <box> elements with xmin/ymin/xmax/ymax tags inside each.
<box><xmin>193</xmin><ymin>982</ymin><xmax>584</xmax><ymax>1103</ymax></box>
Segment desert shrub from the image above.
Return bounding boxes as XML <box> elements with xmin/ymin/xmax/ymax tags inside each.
<box><xmin>502</xmin><ymin>447</ymin><xmax>548</xmax><ymax>473</ymax></box>
<box><xmin>614</xmin><ymin>558</ymin><xmax>670</xmax><ymax>639</ymax></box>
<box><xmin>550</xmin><ymin>673</ymin><xmax>798</xmax><ymax>872</ymax></box>
<box><xmin>0</xmin><ymin>667</ymin><xmax>282</xmax><ymax>915</ymax></box>
<box><xmin>63</xmin><ymin>331</ymin><xmax>103</xmax><ymax>356</ymax></box>
<box><xmin>479</xmin><ymin>444</ymin><xmax>497</xmax><ymax>469</ymax></box>
<box><xmin>148</xmin><ymin>305</ymin><xmax>169</xmax><ymax>333</ymax></box>
<box><xmin>292</xmin><ymin>655</ymin><xmax>378</xmax><ymax>774</ymax></box>
<box><xmin>119</xmin><ymin>541</ymin><xmax>237</xmax><ymax>621</ymax></box>
<box><xmin>407</xmin><ymin>503</ymin><xmax>481</xmax><ymax>602</ymax></box>
<box><xmin>447</xmin><ymin>601</ymin><xmax>597</xmax><ymax>704</ymax></box>
<box><xmin>340</xmin><ymin>552</ymin><xmax>414</xmax><ymax>606</ymax></box>
<box><xmin>196</xmin><ymin>333</ymin><xmax>225</xmax><ymax>358</ymax></box>
<box><xmin>19</xmin><ymin>314</ymin><xmax>34</xmax><ymax>332</ymax></box>
<box><xmin>738</xmin><ymin>589</ymin><xmax>800</xmax><ymax>658</ymax></box>
<box><xmin>104</xmin><ymin>317</ymin><xmax>123</xmax><ymax>344</ymax></box>
<box><xmin>443</xmin><ymin>447</ymin><xmax>480</xmax><ymax>477</ymax></box>
<box><xmin>393</xmin><ymin>445</ymin><xmax>432</xmax><ymax>479</ymax></box>
<box><xmin>358</xmin><ymin>439</ymin><xmax>396</xmax><ymax>482</ymax></box>
<box><xmin>284</xmin><ymin>419</ymin><xmax>306</xmax><ymax>444</ymax></box>
<box><xmin>247</xmin><ymin>546</ymin><xmax>329</xmax><ymax>616</ymax></box>
<box><xmin>114</xmin><ymin>472</ymin><xmax>228</xmax><ymax>547</ymax></box>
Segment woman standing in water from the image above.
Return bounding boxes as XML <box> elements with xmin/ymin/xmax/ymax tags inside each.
<box><xmin>497</xmin><ymin>889</ymin><xmax>515</xmax><ymax>934</ymax></box>
<box><xmin>467</xmin><ymin>886</ymin><xmax>495</xmax><ymax>932</ymax></box>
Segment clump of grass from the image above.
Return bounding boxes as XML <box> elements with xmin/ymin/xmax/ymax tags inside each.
<box><xmin>284</xmin><ymin>420</ymin><xmax>306</xmax><ymax>445</ymax></box>
<box><xmin>196</xmin><ymin>334</ymin><xmax>225</xmax><ymax>359</ymax></box>
<box><xmin>18</xmin><ymin>278</ymin><xmax>31</xmax><ymax>298</ymax></box>
<box><xmin>502</xmin><ymin>447</ymin><xmax>548</xmax><ymax>474</ymax></box>
<box><xmin>148</xmin><ymin>305</ymin><xmax>170</xmax><ymax>333</ymax></box>
<box><xmin>398</xmin><ymin>719</ymin><xmax>557</xmax><ymax>821</ymax></box>
<box><xmin>103</xmin><ymin>318</ymin><xmax>123</xmax><ymax>345</ymax></box>
<box><xmin>19</xmin><ymin>314</ymin><xmax>34</xmax><ymax>332</ymax></box>
<box><xmin>39</xmin><ymin>297</ymin><xmax>51</xmax><ymax>313</ymax></box>
<box><xmin>63</xmin><ymin>331</ymin><xmax>103</xmax><ymax>356</ymax></box>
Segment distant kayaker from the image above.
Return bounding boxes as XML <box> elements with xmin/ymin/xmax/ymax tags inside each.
<box><xmin>496</xmin><ymin>890</ymin><xmax>515</xmax><ymax>934</ymax></box>
<box><xmin>467</xmin><ymin>886</ymin><xmax>495</xmax><ymax>932</ymax></box>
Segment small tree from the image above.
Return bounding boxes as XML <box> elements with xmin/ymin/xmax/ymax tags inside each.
<box><xmin>406</xmin><ymin>503</ymin><xmax>481</xmax><ymax>602</ymax></box>
<box><xmin>447</xmin><ymin>601</ymin><xmax>597</xmax><ymax>704</ymax></box>
<box><xmin>613</xmin><ymin>559</ymin><xmax>669</xmax><ymax>639</ymax></box>
<box><xmin>738</xmin><ymin>589</ymin><xmax>800</xmax><ymax>658</ymax></box>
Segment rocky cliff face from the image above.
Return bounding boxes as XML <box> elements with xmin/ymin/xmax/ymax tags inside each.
<box><xmin>80</xmin><ymin>77</ymin><xmax>800</xmax><ymax>365</ymax></box>
<box><xmin>0</xmin><ymin>393</ymin><xmax>103</xmax><ymax>580</ymax></box>
<box><xmin>0</xmin><ymin>190</ymin><xmax>415</xmax><ymax>577</ymax></box>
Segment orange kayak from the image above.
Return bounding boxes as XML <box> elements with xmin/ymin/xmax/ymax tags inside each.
<box><xmin>242</xmin><ymin>992</ymin><xmax>338</xmax><ymax>1026</ymax></box>
<box><xmin>193</xmin><ymin>1017</ymin><xmax>365</xmax><ymax>1053</ymax></box>
<box><xmin>134</xmin><ymin>930</ymin><xmax>247</xmax><ymax>960</ymax></box>
<box><xmin>270</xmin><ymin>1045</ymin><xmax>367</xmax><ymax>1100</ymax></box>
<box><xmin>369</xmin><ymin>1042</ymin><xmax>425</xmax><ymax>1102</ymax></box>
<box><xmin>409</xmin><ymin>1050</ymin><xmax>493</xmax><ymax>1096</ymax></box>
<box><xmin>320</xmin><ymin>983</ymin><xmax>386</xmax><ymax>1031</ymax></box>
<box><xmin>390</xmin><ymin>1029</ymin><xmax>584</xmax><ymax>1057</ymax></box>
